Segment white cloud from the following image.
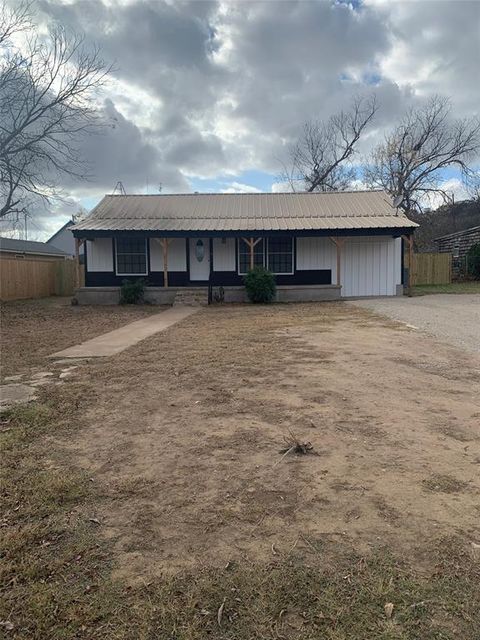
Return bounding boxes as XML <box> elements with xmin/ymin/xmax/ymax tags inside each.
<box><xmin>220</xmin><ymin>181</ymin><xmax>262</xmax><ymax>194</ymax></box>
<box><xmin>423</xmin><ymin>178</ymin><xmax>470</xmax><ymax>211</ymax></box>
<box><xmin>3</xmin><ymin>0</ymin><xmax>477</xmax><ymax>238</ymax></box>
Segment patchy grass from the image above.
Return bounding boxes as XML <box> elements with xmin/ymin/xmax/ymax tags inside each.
<box><xmin>1</xmin><ymin>304</ymin><xmax>479</xmax><ymax>638</ymax></box>
<box><xmin>1</xmin><ymin>392</ymin><xmax>479</xmax><ymax>639</ymax></box>
<box><xmin>0</xmin><ymin>297</ymin><xmax>161</xmax><ymax>378</ymax></box>
<box><xmin>412</xmin><ymin>282</ymin><xmax>480</xmax><ymax>296</ymax></box>
<box><xmin>422</xmin><ymin>474</ymin><xmax>469</xmax><ymax>494</ymax></box>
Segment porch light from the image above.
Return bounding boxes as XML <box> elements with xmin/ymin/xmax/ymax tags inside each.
<box><xmin>195</xmin><ymin>239</ymin><xmax>205</xmax><ymax>262</ymax></box>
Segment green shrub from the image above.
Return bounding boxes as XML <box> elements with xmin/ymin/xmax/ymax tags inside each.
<box><xmin>466</xmin><ymin>242</ymin><xmax>480</xmax><ymax>279</ymax></box>
<box><xmin>244</xmin><ymin>267</ymin><xmax>276</xmax><ymax>303</ymax></box>
<box><xmin>120</xmin><ymin>279</ymin><xmax>146</xmax><ymax>304</ymax></box>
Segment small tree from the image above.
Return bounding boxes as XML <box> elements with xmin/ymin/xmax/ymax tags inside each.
<box><xmin>244</xmin><ymin>267</ymin><xmax>276</xmax><ymax>303</ymax></box>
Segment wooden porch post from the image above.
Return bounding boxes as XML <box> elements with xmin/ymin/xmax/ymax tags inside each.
<box><xmin>329</xmin><ymin>237</ymin><xmax>345</xmax><ymax>288</ymax></box>
<box><xmin>160</xmin><ymin>238</ymin><xmax>170</xmax><ymax>288</ymax></box>
<box><xmin>241</xmin><ymin>237</ymin><xmax>263</xmax><ymax>271</ymax></box>
<box><xmin>402</xmin><ymin>234</ymin><xmax>414</xmax><ymax>296</ymax></box>
<box><xmin>75</xmin><ymin>238</ymin><xmax>84</xmax><ymax>289</ymax></box>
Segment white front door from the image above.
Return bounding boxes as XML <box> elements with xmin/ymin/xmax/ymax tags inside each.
<box><xmin>189</xmin><ymin>238</ymin><xmax>210</xmax><ymax>281</ymax></box>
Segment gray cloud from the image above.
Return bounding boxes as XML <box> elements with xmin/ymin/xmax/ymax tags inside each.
<box><xmin>6</xmin><ymin>0</ymin><xmax>478</xmax><ymax>238</ymax></box>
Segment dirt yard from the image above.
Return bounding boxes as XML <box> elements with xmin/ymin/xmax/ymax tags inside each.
<box><xmin>55</xmin><ymin>304</ymin><xmax>479</xmax><ymax>571</ymax></box>
<box><xmin>0</xmin><ymin>297</ymin><xmax>161</xmax><ymax>378</ymax></box>
<box><xmin>2</xmin><ymin>301</ymin><xmax>479</xmax><ymax>638</ymax></box>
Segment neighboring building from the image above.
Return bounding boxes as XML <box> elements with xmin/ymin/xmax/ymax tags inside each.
<box><xmin>0</xmin><ymin>236</ymin><xmax>70</xmax><ymax>261</ymax></box>
<box><xmin>71</xmin><ymin>190</ymin><xmax>417</xmax><ymax>304</ymax></box>
<box><xmin>46</xmin><ymin>220</ymin><xmax>75</xmax><ymax>256</ymax></box>
<box><xmin>434</xmin><ymin>225</ymin><xmax>480</xmax><ymax>277</ymax></box>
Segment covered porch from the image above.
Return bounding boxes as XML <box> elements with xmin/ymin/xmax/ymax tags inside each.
<box><xmin>73</xmin><ymin>230</ymin><xmax>408</xmax><ymax>304</ymax></box>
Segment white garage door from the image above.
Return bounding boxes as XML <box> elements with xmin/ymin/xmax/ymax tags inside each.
<box><xmin>342</xmin><ymin>237</ymin><xmax>401</xmax><ymax>297</ymax></box>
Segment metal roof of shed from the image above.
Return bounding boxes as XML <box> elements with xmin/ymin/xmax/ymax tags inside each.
<box><xmin>72</xmin><ymin>190</ymin><xmax>417</xmax><ymax>234</ymax></box>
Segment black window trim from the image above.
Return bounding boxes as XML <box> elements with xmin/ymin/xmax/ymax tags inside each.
<box><xmin>237</xmin><ymin>236</ymin><xmax>294</xmax><ymax>276</ymax></box>
<box><xmin>115</xmin><ymin>237</ymin><xmax>148</xmax><ymax>276</ymax></box>
<box><xmin>266</xmin><ymin>236</ymin><xmax>294</xmax><ymax>275</ymax></box>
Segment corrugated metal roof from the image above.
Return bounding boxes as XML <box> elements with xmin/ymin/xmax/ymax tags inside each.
<box><xmin>0</xmin><ymin>236</ymin><xmax>69</xmax><ymax>256</ymax></box>
<box><xmin>72</xmin><ymin>190</ymin><xmax>418</xmax><ymax>233</ymax></box>
<box><xmin>435</xmin><ymin>225</ymin><xmax>480</xmax><ymax>241</ymax></box>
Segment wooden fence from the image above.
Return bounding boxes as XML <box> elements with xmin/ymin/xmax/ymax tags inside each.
<box><xmin>0</xmin><ymin>257</ymin><xmax>80</xmax><ymax>301</ymax></box>
<box><xmin>411</xmin><ymin>252</ymin><xmax>452</xmax><ymax>286</ymax></box>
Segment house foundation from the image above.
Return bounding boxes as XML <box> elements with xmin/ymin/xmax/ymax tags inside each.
<box><xmin>73</xmin><ymin>284</ymin><xmax>342</xmax><ymax>305</ymax></box>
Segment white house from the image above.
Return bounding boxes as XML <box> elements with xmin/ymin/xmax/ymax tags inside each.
<box><xmin>47</xmin><ymin>220</ymin><xmax>76</xmax><ymax>257</ymax></box>
<box><xmin>71</xmin><ymin>190</ymin><xmax>417</xmax><ymax>304</ymax></box>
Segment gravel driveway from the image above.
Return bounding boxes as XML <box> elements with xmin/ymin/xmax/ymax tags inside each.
<box><xmin>350</xmin><ymin>294</ymin><xmax>480</xmax><ymax>354</ymax></box>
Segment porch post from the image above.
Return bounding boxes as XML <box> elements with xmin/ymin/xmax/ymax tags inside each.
<box><xmin>241</xmin><ymin>237</ymin><xmax>262</xmax><ymax>271</ymax></box>
<box><xmin>161</xmin><ymin>238</ymin><xmax>170</xmax><ymax>288</ymax></box>
<box><xmin>75</xmin><ymin>238</ymin><xmax>83</xmax><ymax>289</ymax></box>
<box><xmin>329</xmin><ymin>237</ymin><xmax>345</xmax><ymax>287</ymax></box>
<box><xmin>402</xmin><ymin>233</ymin><xmax>414</xmax><ymax>296</ymax></box>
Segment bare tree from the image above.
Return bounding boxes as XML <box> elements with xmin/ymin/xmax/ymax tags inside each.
<box><xmin>284</xmin><ymin>95</ymin><xmax>378</xmax><ymax>192</ymax></box>
<box><xmin>364</xmin><ymin>95</ymin><xmax>480</xmax><ymax>211</ymax></box>
<box><xmin>0</xmin><ymin>1</ymin><xmax>112</xmax><ymax>219</ymax></box>
<box><xmin>464</xmin><ymin>169</ymin><xmax>480</xmax><ymax>203</ymax></box>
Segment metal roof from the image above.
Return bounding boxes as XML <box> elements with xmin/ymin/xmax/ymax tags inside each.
<box><xmin>72</xmin><ymin>190</ymin><xmax>418</xmax><ymax>234</ymax></box>
<box><xmin>0</xmin><ymin>236</ymin><xmax>69</xmax><ymax>256</ymax></box>
<box><xmin>435</xmin><ymin>225</ymin><xmax>480</xmax><ymax>241</ymax></box>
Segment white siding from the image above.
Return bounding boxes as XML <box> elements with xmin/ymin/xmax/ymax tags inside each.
<box><xmin>296</xmin><ymin>237</ymin><xmax>337</xmax><ymax>280</ymax></box>
<box><xmin>341</xmin><ymin>236</ymin><xmax>400</xmax><ymax>297</ymax></box>
<box><xmin>213</xmin><ymin>237</ymin><xmax>236</xmax><ymax>271</ymax></box>
<box><xmin>149</xmin><ymin>238</ymin><xmax>186</xmax><ymax>271</ymax></box>
<box><xmin>86</xmin><ymin>238</ymin><xmax>113</xmax><ymax>272</ymax></box>
<box><xmin>394</xmin><ymin>237</ymin><xmax>402</xmax><ymax>286</ymax></box>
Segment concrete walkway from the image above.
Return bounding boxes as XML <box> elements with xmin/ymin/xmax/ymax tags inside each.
<box><xmin>50</xmin><ymin>306</ymin><xmax>199</xmax><ymax>359</ymax></box>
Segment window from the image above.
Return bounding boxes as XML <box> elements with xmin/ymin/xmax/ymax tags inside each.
<box><xmin>453</xmin><ymin>245</ymin><xmax>460</xmax><ymax>258</ymax></box>
<box><xmin>238</xmin><ymin>237</ymin><xmax>294</xmax><ymax>275</ymax></box>
<box><xmin>238</xmin><ymin>238</ymin><xmax>264</xmax><ymax>274</ymax></box>
<box><xmin>267</xmin><ymin>236</ymin><xmax>294</xmax><ymax>274</ymax></box>
<box><xmin>115</xmin><ymin>237</ymin><xmax>147</xmax><ymax>275</ymax></box>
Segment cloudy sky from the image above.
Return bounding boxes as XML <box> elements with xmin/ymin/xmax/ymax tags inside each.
<box><xmin>3</xmin><ymin>0</ymin><xmax>480</xmax><ymax>239</ymax></box>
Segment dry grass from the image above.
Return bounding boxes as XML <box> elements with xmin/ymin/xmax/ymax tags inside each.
<box><xmin>1</xmin><ymin>302</ymin><xmax>480</xmax><ymax>638</ymax></box>
<box><xmin>422</xmin><ymin>474</ymin><xmax>469</xmax><ymax>494</ymax></box>
<box><xmin>1</xmin><ymin>396</ymin><xmax>478</xmax><ymax>639</ymax></box>
<box><xmin>0</xmin><ymin>297</ymin><xmax>161</xmax><ymax>378</ymax></box>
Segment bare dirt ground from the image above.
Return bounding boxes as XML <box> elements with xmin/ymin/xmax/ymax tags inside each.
<box><xmin>49</xmin><ymin>302</ymin><xmax>480</xmax><ymax>582</ymax></box>
<box><xmin>352</xmin><ymin>294</ymin><xmax>480</xmax><ymax>354</ymax></box>
<box><xmin>0</xmin><ymin>297</ymin><xmax>161</xmax><ymax>378</ymax></box>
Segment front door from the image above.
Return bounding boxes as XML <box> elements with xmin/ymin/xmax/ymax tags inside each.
<box><xmin>189</xmin><ymin>238</ymin><xmax>210</xmax><ymax>281</ymax></box>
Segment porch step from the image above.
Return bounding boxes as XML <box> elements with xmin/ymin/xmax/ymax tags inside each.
<box><xmin>173</xmin><ymin>287</ymin><xmax>209</xmax><ymax>306</ymax></box>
